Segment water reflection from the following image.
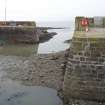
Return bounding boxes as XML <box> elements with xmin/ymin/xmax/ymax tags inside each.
<box><xmin>0</xmin><ymin>67</ymin><xmax>62</xmax><ymax>105</ymax></box>
<box><xmin>0</xmin><ymin>43</ymin><xmax>39</xmax><ymax>56</ymax></box>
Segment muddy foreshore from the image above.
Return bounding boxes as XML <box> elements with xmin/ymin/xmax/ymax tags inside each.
<box><xmin>4</xmin><ymin>51</ymin><xmax>66</xmax><ymax>89</ymax></box>
<box><xmin>1</xmin><ymin>49</ymin><xmax>69</xmax><ymax>98</ymax></box>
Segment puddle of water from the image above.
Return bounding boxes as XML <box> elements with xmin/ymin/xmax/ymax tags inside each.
<box><xmin>0</xmin><ymin>73</ymin><xmax>63</xmax><ymax>105</ymax></box>
<box><xmin>0</xmin><ymin>85</ymin><xmax>62</xmax><ymax>105</ymax></box>
<box><xmin>0</xmin><ymin>59</ymin><xmax>63</xmax><ymax>105</ymax></box>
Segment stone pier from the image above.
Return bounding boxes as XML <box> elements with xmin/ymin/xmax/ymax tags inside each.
<box><xmin>63</xmin><ymin>17</ymin><xmax>105</xmax><ymax>105</ymax></box>
<box><xmin>0</xmin><ymin>21</ymin><xmax>39</xmax><ymax>43</ymax></box>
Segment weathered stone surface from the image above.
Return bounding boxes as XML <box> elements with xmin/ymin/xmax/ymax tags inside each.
<box><xmin>63</xmin><ymin>17</ymin><xmax>105</xmax><ymax>104</ymax></box>
<box><xmin>0</xmin><ymin>26</ymin><xmax>39</xmax><ymax>43</ymax></box>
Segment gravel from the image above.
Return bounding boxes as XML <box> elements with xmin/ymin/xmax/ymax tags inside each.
<box><xmin>2</xmin><ymin>51</ymin><xmax>67</xmax><ymax>91</ymax></box>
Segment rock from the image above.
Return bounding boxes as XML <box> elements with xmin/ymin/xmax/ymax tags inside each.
<box><xmin>60</xmin><ymin>64</ymin><xmax>65</xmax><ymax>69</ymax></box>
<box><xmin>39</xmin><ymin>74</ymin><xmax>44</xmax><ymax>78</ymax></box>
<box><xmin>50</xmin><ymin>55</ymin><xmax>59</xmax><ymax>60</ymax></box>
<box><xmin>2</xmin><ymin>51</ymin><xmax>66</xmax><ymax>92</ymax></box>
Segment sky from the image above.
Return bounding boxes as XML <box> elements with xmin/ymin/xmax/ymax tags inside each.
<box><xmin>0</xmin><ymin>0</ymin><xmax>105</xmax><ymax>21</ymax></box>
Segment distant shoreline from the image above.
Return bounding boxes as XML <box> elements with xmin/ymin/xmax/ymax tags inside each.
<box><xmin>36</xmin><ymin>27</ymin><xmax>65</xmax><ymax>30</ymax></box>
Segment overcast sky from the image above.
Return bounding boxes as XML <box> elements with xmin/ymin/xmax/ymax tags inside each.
<box><xmin>0</xmin><ymin>0</ymin><xmax>104</xmax><ymax>21</ymax></box>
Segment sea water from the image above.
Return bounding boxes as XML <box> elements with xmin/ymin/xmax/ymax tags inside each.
<box><xmin>38</xmin><ymin>21</ymin><xmax>74</xmax><ymax>53</ymax></box>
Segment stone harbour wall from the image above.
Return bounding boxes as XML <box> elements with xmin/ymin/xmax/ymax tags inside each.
<box><xmin>75</xmin><ymin>16</ymin><xmax>105</xmax><ymax>31</ymax></box>
<box><xmin>63</xmin><ymin>37</ymin><xmax>105</xmax><ymax>104</ymax></box>
<box><xmin>0</xmin><ymin>26</ymin><xmax>39</xmax><ymax>43</ymax></box>
<box><xmin>0</xmin><ymin>21</ymin><xmax>39</xmax><ymax>44</ymax></box>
